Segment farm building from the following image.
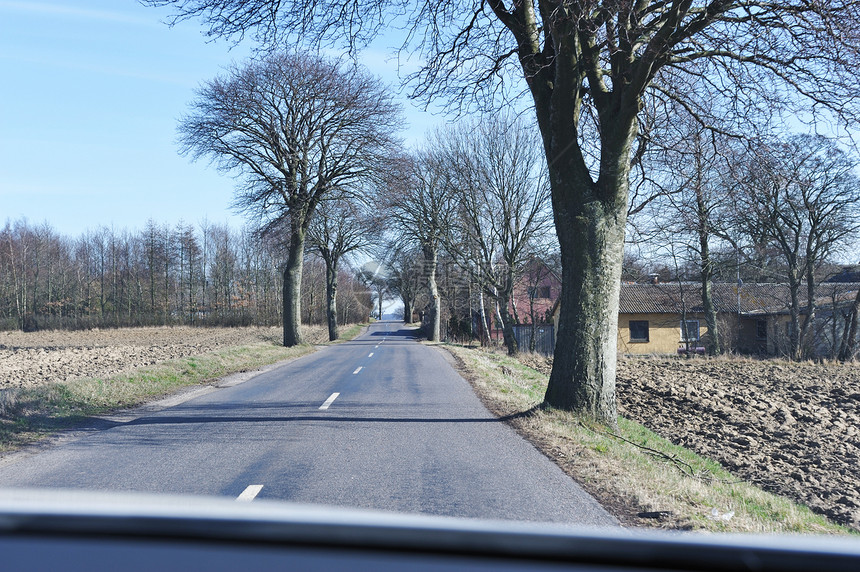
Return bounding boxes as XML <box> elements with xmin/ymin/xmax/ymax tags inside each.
<box><xmin>552</xmin><ymin>282</ymin><xmax>860</xmax><ymax>357</ymax></box>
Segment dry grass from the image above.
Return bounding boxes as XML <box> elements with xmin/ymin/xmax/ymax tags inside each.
<box><xmin>0</xmin><ymin>323</ymin><xmax>367</xmax><ymax>451</ymax></box>
<box><xmin>445</xmin><ymin>344</ymin><xmax>851</xmax><ymax>535</ymax></box>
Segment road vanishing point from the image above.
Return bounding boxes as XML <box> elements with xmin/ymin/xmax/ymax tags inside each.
<box><xmin>0</xmin><ymin>321</ymin><xmax>617</xmax><ymax>527</ymax></box>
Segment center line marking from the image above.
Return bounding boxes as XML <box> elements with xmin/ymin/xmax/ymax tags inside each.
<box><xmin>319</xmin><ymin>392</ymin><xmax>340</xmax><ymax>409</ymax></box>
<box><xmin>236</xmin><ymin>485</ymin><xmax>263</xmax><ymax>502</ymax></box>
<box><xmin>352</xmin><ymin>366</ymin><xmax>363</xmax><ymax>374</ymax></box>
<box><xmin>368</xmin><ymin>352</ymin><xmax>374</xmax><ymax>357</ymax></box>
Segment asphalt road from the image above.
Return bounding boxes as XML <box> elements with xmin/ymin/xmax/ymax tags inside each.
<box><xmin>0</xmin><ymin>321</ymin><xmax>617</xmax><ymax>527</ymax></box>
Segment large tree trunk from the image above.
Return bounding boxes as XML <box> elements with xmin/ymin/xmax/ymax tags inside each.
<box><xmin>696</xmin><ymin>187</ymin><xmax>720</xmax><ymax>355</ymax></box>
<box><xmin>325</xmin><ymin>256</ymin><xmax>339</xmax><ymax>341</ymax></box>
<box><xmin>478</xmin><ymin>289</ymin><xmax>490</xmax><ymax>346</ymax></box>
<box><xmin>402</xmin><ymin>295</ymin><xmax>413</xmax><ymax>324</ymax></box>
<box><xmin>838</xmin><ymin>288</ymin><xmax>860</xmax><ymax>361</ymax></box>
<box><xmin>788</xmin><ymin>271</ymin><xmax>802</xmax><ymax>360</ymax></box>
<box><xmin>540</xmin><ymin>124</ymin><xmax>632</xmax><ymax>428</ymax></box>
<box><xmin>423</xmin><ymin>244</ymin><xmax>441</xmax><ymax>341</ymax></box>
<box><xmin>497</xmin><ymin>292</ymin><xmax>519</xmax><ymax>356</ymax></box>
<box><xmin>544</xmin><ymin>197</ymin><xmax>625</xmax><ymax>426</ymax></box>
<box><xmin>701</xmin><ymin>275</ymin><xmax>720</xmax><ymax>355</ymax></box>
<box><xmin>282</xmin><ymin>229</ymin><xmax>305</xmax><ymax>347</ymax></box>
<box><xmin>799</xmin><ymin>257</ymin><xmax>816</xmax><ymax>360</ymax></box>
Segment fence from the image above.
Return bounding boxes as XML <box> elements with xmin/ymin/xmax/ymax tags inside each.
<box><xmin>512</xmin><ymin>324</ymin><xmax>556</xmax><ymax>356</ymax></box>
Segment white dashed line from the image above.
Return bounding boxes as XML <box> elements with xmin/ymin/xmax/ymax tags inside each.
<box><xmin>353</xmin><ymin>366</ymin><xmax>363</xmax><ymax>374</ymax></box>
<box><xmin>368</xmin><ymin>352</ymin><xmax>374</xmax><ymax>357</ymax></box>
<box><xmin>319</xmin><ymin>392</ymin><xmax>340</xmax><ymax>410</ymax></box>
<box><xmin>236</xmin><ymin>485</ymin><xmax>263</xmax><ymax>502</ymax></box>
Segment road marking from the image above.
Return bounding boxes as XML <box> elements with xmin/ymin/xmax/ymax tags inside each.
<box><xmin>352</xmin><ymin>366</ymin><xmax>363</xmax><ymax>374</ymax></box>
<box><xmin>319</xmin><ymin>392</ymin><xmax>340</xmax><ymax>409</ymax></box>
<box><xmin>236</xmin><ymin>485</ymin><xmax>263</xmax><ymax>502</ymax></box>
<box><xmin>368</xmin><ymin>352</ymin><xmax>374</xmax><ymax>357</ymax></box>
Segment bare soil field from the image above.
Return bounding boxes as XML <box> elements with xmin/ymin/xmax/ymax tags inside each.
<box><xmin>521</xmin><ymin>353</ymin><xmax>860</xmax><ymax>530</ymax></box>
<box><xmin>0</xmin><ymin>326</ymin><xmax>329</xmax><ymax>389</ymax></box>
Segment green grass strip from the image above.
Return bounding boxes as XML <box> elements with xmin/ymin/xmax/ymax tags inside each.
<box><xmin>0</xmin><ymin>342</ymin><xmax>315</xmax><ymax>452</ymax></box>
<box><xmin>446</xmin><ymin>344</ymin><xmax>851</xmax><ymax>535</ymax></box>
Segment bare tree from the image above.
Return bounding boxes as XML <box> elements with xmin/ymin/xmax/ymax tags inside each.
<box><xmin>838</xmin><ymin>286</ymin><xmax>860</xmax><ymax>361</ymax></box>
<box><xmin>307</xmin><ymin>196</ymin><xmax>377</xmax><ymax>341</ymax></box>
<box><xmin>633</xmin><ymin>111</ymin><xmax>738</xmax><ymax>355</ymax></box>
<box><xmin>734</xmin><ymin>135</ymin><xmax>860</xmax><ymax>359</ymax></box>
<box><xmin>444</xmin><ymin>115</ymin><xmax>553</xmax><ymax>355</ymax></box>
<box><xmin>383</xmin><ymin>150</ymin><xmax>457</xmax><ymax>341</ymax></box>
<box><xmin>147</xmin><ymin>0</ymin><xmax>860</xmax><ymax>425</ymax></box>
<box><xmin>384</xmin><ymin>244</ymin><xmax>424</xmax><ymax>325</ymax></box>
<box><xmin>178</xmin><ymin>51</ymin><xmax>401</xmax><ymax>346</ymax></box>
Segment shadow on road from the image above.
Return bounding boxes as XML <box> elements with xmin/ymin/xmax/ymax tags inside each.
<box><xmin>369</xmin><ymin>328</ymin><xmax>417</xmax><ymax>338</ymax></box>
<box><xmin>113</xmin><ymin>403</ymin><xmax>542</xmax><ymax>428</ymax></box>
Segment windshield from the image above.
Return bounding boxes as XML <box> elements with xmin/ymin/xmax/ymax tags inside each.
<box><xmin>0</xmin><ymin>0</ymin><xmax>859</xmax><ymax>543</ymax></box>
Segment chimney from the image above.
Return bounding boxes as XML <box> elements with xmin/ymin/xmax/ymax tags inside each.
<box><xmin>649</xmin><ymin>274</ymin><xmax>660</xmax><ymax>285</ymax></box>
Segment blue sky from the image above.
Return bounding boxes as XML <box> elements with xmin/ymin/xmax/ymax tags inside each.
<box><xmin>0</xmin><ymin>1</ymin><xmax>441</xmax><ymax>237</ymax></box>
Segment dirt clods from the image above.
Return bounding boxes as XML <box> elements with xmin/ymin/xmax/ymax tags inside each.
<box><xmin>0</xmin><ymin>326</ymin><xmax>286</xmax><ymax>388</ymax></box>
<box><xmin>615</xmin><ymin>356</ymin><xmax>860</xmax><ymax>530</ymax></box>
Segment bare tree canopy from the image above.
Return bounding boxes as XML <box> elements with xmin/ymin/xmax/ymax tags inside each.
<box><xmin>443</xmin><ymin>115</ymin><xmax>553</xmax><ymax>356</ymax></box>
<box><xmin>179</xmin><ymin>50</ymin><xmax>402</xmax><ymax>346</ymax></box>
<box><xmin>147</xmin><ymin>0</ymin><xmax>860</xmax><ymax>121</ymax></box>
<box><xmin>733</xmin><ymin>134</ymin><xmax>860</xmax><ymax>359</ymax></box>
<box><xmin>307</xmin><ymin>196</ymin><xmax>379</xmax><ymax>341</ymax></box>
<box><xmin>148</xmin><ymin>0</ymin><xmax>860</xmax><ymax>426</ymax></box>
<box><xmin>381</xmin><ymin>148</ymin><xmax>458</xmax><ymax>342</ymax></box>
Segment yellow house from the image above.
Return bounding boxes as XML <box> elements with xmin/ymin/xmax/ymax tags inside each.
<box><xmin>551</xmin><ymin>282</ymin><xmax>857</xmax><ymax>355</ymax></box>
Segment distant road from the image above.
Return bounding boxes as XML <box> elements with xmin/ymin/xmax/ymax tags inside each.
<box><xmin>0</xmin><ymin>321</ymin><xmax>617</xmax><ymax>526</ymax></box>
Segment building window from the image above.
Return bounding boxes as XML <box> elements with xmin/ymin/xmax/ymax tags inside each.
<box><xmin>528</xmin><ymin>286</ymin><xmax>552</xmax><ymax>299</ymax></box>
<box><xmin>629</xmin><ymin>320</ymin><xmax>649</xmax><ymax>342</ymax></box>
<box><xmin>680</xmin><ymin>320</ymin><xmax>700</xmax><ymax>342</ymax></box>
<box><xmin>756</xmin><ymin>319</ymin><xmax>768</xmax><ymax>341</ymax></box>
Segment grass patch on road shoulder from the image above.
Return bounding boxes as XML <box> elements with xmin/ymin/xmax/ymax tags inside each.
<box><xmin>337</xmin><ymin>323</ymin><xmax>366</xmax><ymax>342</ymax></box>
<box><xmin>0</xmin><ymin>342</ymin><xmax>315</xmax><ymax>452</ymax></box>
<box><xmin>445</xmin><ymin>344</ymin><xmax>848</xmax><ymax>535</ymax></box>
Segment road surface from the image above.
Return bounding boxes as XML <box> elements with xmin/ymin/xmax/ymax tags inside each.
<box><xmin>0</xmin><ymin>322</ymin><xmax>617</xmax><ymax>527</ymax></box>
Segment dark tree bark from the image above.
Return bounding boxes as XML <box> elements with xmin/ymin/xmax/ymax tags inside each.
<box><xmin>696</xmin><ymin>187</ymin><xmax>721</xmax><ymax>356</ymax></box>
<box><xmin>283</xmin><ymin>227</ymin><xmax>305</xmax><ymax>346</ymax></box>
<box><xmin>838</xmin><ymin>288</ymin><xmax>860</xmax><ymax>361</ymax></box>
<box><xmin>423</xmin><ymin>244</ymin><xmax>441</xmax><ymax>342</ymax></box>
<box><xmin>324</xmin><ymin>256</ymin><xmax>338</xmax><ymax>341</ymax></box>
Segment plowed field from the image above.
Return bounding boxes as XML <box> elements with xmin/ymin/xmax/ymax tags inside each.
<box><xmin>0</xmin><ymin>326</ymin><xmax>328</xmax><ymax>388</ymax></box>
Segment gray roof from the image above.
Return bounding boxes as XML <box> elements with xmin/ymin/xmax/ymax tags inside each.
<box><xmin>618</xmin><ymin>282</ymin><xmax>860</xmax><ymax>315</ymax></box>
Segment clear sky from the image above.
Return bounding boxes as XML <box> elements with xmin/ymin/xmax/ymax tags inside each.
<box><xmin>0</xmin><ymin>0</ymin><xmax>442</xmax><ymax>237</ymax></box>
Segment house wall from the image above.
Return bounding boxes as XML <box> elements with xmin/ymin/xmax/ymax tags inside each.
<box><xmin>509</xmin><ymin>262</ymin><xmax>561</xmax><ymax>324</ymax></box>
<box><xmin>551</xmin><ymin>303</ymin><xmax>798</xmax><ymax>357</ymax></box>
<box><xmin>735</xmin><ymin>316</ymin><xmax>767</xmax><ymax>354</ymax></box>
<box><xmin>617</xmin><ymin>313</ymin><xmax>710</xmax><ymax>354</ymax></box>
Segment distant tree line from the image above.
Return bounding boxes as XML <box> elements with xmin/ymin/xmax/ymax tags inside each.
<box><xmin>0</xmin><ymin>218</ymin><xmax>372</xmax><ymax>331</ymax></box>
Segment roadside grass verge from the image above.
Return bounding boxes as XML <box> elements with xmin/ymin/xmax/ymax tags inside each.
<box><xmin>444</xmin><ymin>344</ymin><xmax>850</xmax><ymax>535</ymax></box>
<box><xmin>336</xmin><ymin>322</ymin><xmax>366</xmax><ymax>342</ymax></box>
<box><xmin>0</xmin><ymin>342</ymin><xmax>314</xmax><ymax>452</ymax></box>
<box><xmin>0</xmin><ymin>322</ymin><xmax>368</xmax><ymax>453</ymax></box>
